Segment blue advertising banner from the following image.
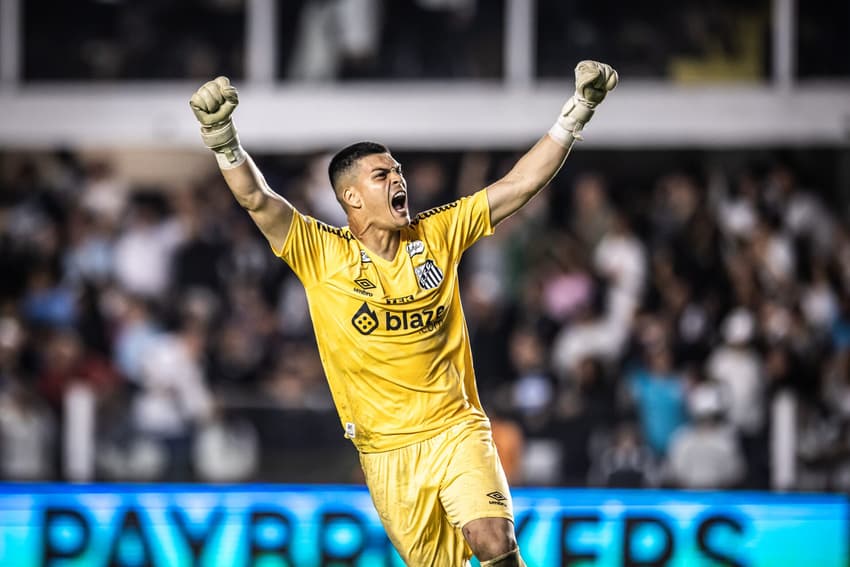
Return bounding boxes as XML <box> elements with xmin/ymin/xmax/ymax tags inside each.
<box><xmin>0</xmin><ymin>483</ymin><xmax>846</xmax><ymax>566</ymax></box>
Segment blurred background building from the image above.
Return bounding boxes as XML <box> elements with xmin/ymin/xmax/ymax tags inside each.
<box><xmin>1</xmin><ymin>0</ymin><xmax>849</xmax><ymax>493</ymax></box>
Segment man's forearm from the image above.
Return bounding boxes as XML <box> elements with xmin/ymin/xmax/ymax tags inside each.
<box><xmin>190</xmin><ymin>77</ymin><xmax>295</xmax><ymax>252</ymax></box>
<box><xmin>506</xmin><ymin>134</ymin><xmax>572</xmax><ymax>200</ymax></box>
<box><xmin>220</xmin><ymin>155</ymin><xmax>274</xmax><ymax>212</ymax></box>
<box><xmin>485</xmin><ymin>61</ymin><xmax>617</xmax><ymax>226</ymax></box>
<box><xmin>486</xmin><ymin>135</ymin><xmax>571</xmax><ymax>226</ymax></box>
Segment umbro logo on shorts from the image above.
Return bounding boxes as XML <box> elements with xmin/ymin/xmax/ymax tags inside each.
<box><xmin>487</xmin><ymin>491</ymin><xmax>507</xmax><ymax>507</ymax></box>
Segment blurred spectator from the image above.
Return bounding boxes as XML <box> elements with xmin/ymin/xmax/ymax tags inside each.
<box><xmin>490</xmin><ymin>409</ymin><xmax>525</xmax><ymax>485</ymax></box>
<box><xmin>570</xmin><ymin>173</ymin><xmax>614</xmax><ymax>251</ymax></box>
<box><xmin>626</xmin><ymin>344</ymin><xmax>689</xmax><ymax>456</ymax></box>
<box><xmin>131</xmin><ymin>319</ymin><xmax>213</xmax><ymax>480</ymax></box>
<box><xmin>666</xmin><ymin>380</ymin><xmax>746</xmax><ymax>489</ymax></box>
<box><xmin>546</xmin><ymin>357</ymin><xmax>616</xmax><ymax>485</ymax></box>
<box><xmin>112</xmin><ymin>193</ymin><xmax>186</xmax><ymax>299</ymax></box>
<box><xmin>288</xmin><ymin>0</ymin><xmax>382</xmax><ymax>81</ymax></box>
<box><xmin>510</xmin><ymin>326</ymin><xmax>554</xmax><ymax>423</ymax></box>
<box><xmin>593</xmin><ymin>211</ymin><xmax>647</xmax><ymax>301</ymax></box>
<box><xmin>262</xmin><ymin>340</ymin><xmax>333</xmax><ymax>410</ymax></box>
<box><xmin>21</xmin><ymin>265</ymin><xmax>77</xmax><ymax>329</ymax></box>
<box><xmin>36</xmin><ymin>328</ymin><xmax>119</xmax><ymax>411</ymax></box>
<box><xmin>63</xmin><ymin>207</ymin><xmax>114</xmax><ymax>287</ymax></box>
<box><xmin>112</xmin><ymin>293</ymin><xmax>162</xmax><ymax>384</ymax></box>
<box><xmin>588</xmin><ymin>422</ymin><xmax>657</xmax><ymax>488</ymax></box>
<box><xmin>79</xmin><ymin>161</ymin><xmax>130</xmax><ymax>228</ymax></box>
<box><xmin>0</xmin><ymin>378</ymin><xmax>55</xmax><ymax>481</ymax></box>
<box><xmin>550</xmin><ymin>285</ymin><xmax>627</xmax><ymax>380</ymax></box>
<box><xmin>748</xmin><ymin>217</ymin><xmax>796</xmax><ymax>293</ymax></box>
<box><xmin>193</xmin><ymin>409</ymin><xmax>260</xmax><ymax>482</ymax></box>
<box><xmin>706</xmin><ymin>308</ymin><xmax>765</xmax><ymax>436</ymax></box>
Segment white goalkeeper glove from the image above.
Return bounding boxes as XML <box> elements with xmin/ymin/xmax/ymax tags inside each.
<box><xmin>548</xmin><ymin>60</ymin><xmax>618</xmax><ymax>148</ymax></box>
<box><xmin>189</xmin><ymin>76</ymin><xmax>246</xmax><ymax>169</ymax></box>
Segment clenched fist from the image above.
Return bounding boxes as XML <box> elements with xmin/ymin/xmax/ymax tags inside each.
<box><xmin>573</xmin><ymin>60</ymin><xmax>618</xmax><ymax>107</ymax></box>
<box><xmin>549</xmin><ymin>60</ymin><xmax>618</xmax><ymax>146</ymax></box>
<box><xmin>190</xmin><ymin>76</ymin><xmax>239</xmax><ymax>127</ymax></box>
<box><xmin>189</xmin><ymin>76</ymin><xmax>245</xmax><ymax>167</ymax></box>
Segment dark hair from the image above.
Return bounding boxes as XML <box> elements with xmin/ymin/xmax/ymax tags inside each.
<box><xmin>328</xmin><ymin>141</ymin><xmax>389</xmax><ymax>191</ymax></box>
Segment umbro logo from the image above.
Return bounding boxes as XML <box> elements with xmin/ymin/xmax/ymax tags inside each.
<box><xmin>487</xmin><ymin>491</ymin><xmax>507</xmax><ymax>507</ymax></box>
<box><xmin>355</xmin><ymin>278</ymin><xmax>376</xmax><ymax>290</ymax></box>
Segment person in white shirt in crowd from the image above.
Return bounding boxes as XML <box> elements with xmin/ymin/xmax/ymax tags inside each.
<box><xmin>666</xmin><ymin>380</ymin><xmax>746</xmax><ymax>489</ymax></box>
<box><xmin>131</xmin><ymin>317</ymin><xmax>213</xmax><ymax>480</ymax></box>
<box><xmin>706</xmin><ymin>308</ymin><xmax>765</xmax><ymax>437</ymax></box>
<box><xmin>112</xmin><ymin>195</ymin><xmax>185</xmax><ymax>299</ymax></box>
<box><xmin>0</xmin><ymin>378</ymin><xmax>55</xmax><ymax>481</ymax></box>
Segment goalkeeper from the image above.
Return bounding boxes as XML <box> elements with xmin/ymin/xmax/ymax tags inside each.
<box><xmin>190</xmin><ymin>61</ymin><xmax>616</xmax><ymax>567</ymax></box>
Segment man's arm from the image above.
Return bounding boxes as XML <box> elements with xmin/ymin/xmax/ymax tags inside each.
<box><xmin>486</xmin><ymin>61</ymin><xmax>618</xmax><ymax>227</ymax></box>
<box><xmin>190</xmin><ymin>77</ymin><xmax>293</xmax><ymax>252</ymax></box>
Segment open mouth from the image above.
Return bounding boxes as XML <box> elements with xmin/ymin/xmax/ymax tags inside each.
<box><xmin>391</xmin><ymin>190</ymin><xmax>407</xmax><ymax>213</ymax></box>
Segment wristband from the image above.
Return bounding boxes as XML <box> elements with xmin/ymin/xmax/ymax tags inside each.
<box><xmin>548</xmin><ymin>121</ymin><xmax>577</xmax><ymax>149</ymax></box>
<box><xmin>213</xmin><ymin>142</ymin><xmax>247</xmax><ymax>169</ymax></box>
<box><xmin>201</xmin><ymin>120</ymin><xmax>247</xmax><ymax>169</ymax></box>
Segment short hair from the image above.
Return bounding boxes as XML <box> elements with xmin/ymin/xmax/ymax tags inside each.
<box><xmin>328</xmin><ymin>141</ymin><xmax>389</xmax><ymax>192</ymax></box>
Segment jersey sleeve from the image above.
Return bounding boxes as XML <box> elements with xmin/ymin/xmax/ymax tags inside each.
<box><xmin>273</xmin><ymin>210</ymin><xmax>346</xmax><ymax>287</ymax></box>
<box><xmin>415</xmin><ymin>188</ymin><xmax>495</xmax><ymax>258</ymax></box>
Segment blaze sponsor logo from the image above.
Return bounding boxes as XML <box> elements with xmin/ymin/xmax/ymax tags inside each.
<box><xmin>350</xmin><ymin>304</ymin><xmax>447</xmax><ymax>334</ymax></box>
<box><xmin>351</xmin><ymin>303</ymin><xmax>379</xmax><ymax>335</ymax></box>
<box><xmin>385</xmin><ymin>306</ymin><xmax>446</xmax><ymax>333</ymax></box>
<box><xmin>414</xmin><ymin>259</ymin><xmax>444</xmax><ymax>290</ymax></box>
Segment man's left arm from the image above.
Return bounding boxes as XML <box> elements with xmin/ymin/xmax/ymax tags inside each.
<box><xmin>486</xmin><ymin>60</ymin><xmax>618</xmax><ymax>226</ymax></box>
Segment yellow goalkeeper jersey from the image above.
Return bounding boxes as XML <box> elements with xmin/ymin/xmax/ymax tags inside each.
<box><xmin>275</xmin><ymin>189</ymin><xmax>494</xmax><ymax>452</ymax></box>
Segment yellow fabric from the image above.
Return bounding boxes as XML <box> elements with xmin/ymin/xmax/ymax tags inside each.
<box><xmin>276</xmin><ymin>189</ymin><xmax>495</xmax><ymax>452</ymax></box>
<box><xmin>359</xmin><ymin>420</ymin><xmax>514</xmax><ymax>566</ymax></box>
<box><xmin>480</xmin><ymin>548</ymin><xmax>526</xmax><ymax>567</ymax></box>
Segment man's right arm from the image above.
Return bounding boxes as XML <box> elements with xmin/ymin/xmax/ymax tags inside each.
<box><xmin>219</xmin><ymin>158</ymin><xmax>293</xmax><ymax>254</ymax></box>
<box><xmin>190</xmin><ymin>77</ymin><xmax>293</xmax><ymax>253</ymax></box>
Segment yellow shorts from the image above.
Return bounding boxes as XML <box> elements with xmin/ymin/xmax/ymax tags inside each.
<box><xmin>359</xmin><ymin>419</ymin><xmax>514</xmax><ymax>567</ymax></box>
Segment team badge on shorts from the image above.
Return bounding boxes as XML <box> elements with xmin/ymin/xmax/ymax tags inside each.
<box><xmin>414</xmin><ymin>259</ymin><xmax>444</xmax><ymax>290</ymax></box>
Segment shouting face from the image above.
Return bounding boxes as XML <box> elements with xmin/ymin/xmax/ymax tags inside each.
<box><xmin>344</xmin><ymin>152</ymin><xmax>410</xmax><ymax>229</ymax></box>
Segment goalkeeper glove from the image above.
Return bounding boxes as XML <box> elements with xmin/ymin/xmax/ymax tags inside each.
<box><xmin>549</xmin><ymin>60</ymin><xmax>618</xmax><ymax>147</ymax></box>
<box><xmin>189</xmin><ymin>76</ymin><xmax>246</xmax><ymax>169</ymax></box>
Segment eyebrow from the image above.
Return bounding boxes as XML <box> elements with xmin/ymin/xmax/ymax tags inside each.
<box><xmin>370</xmin><ymin>164</ymin><xmax>401</xmax><ymax>174</ymax></box>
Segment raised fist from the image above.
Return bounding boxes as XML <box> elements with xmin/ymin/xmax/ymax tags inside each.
<box><xmin>189</xmin><ymin>76</ymin><xmax>240</xmax><ymax>128</ymax></box>
<box><xmin>574</xmin><ymin>61</ymin><xmax>618</xmax><ymax>107</ymax></box>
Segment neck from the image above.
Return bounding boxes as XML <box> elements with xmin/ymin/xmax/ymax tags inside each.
<box><xmin>349</xmin><ymin>220</ymin><xmax>400</xmax><ymax>261</ymax></box>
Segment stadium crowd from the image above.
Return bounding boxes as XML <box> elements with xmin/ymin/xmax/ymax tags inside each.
<box><xmin>0</xmin><ymin>147</ymin><xmax>848</xmax><ymax>493</ymax></box>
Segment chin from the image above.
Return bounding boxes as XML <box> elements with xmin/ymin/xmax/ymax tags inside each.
<box><xmin>391</xmin><ymin>210</ymin><xmax>411</xmax><ymax>227</ymax></box>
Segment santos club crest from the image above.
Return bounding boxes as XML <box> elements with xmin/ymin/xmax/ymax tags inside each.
<box><xmin>414</xmin><ymin>259</ymin><xmax>444</xmax><ymax>290</ymax></box>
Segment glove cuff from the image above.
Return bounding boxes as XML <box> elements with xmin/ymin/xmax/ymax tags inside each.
<box><xmin>201</xmin><ymin>120</ymin><xmax>246</xmax><ymax>169</ymax></box>
<box><xmin>552</xmin><ymin>96</ymin><xmax>596</xmax><ymax>144</ymax></box>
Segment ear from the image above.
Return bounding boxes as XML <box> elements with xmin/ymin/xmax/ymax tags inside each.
<box><xmin>342</xmin><ymin>185</ymin><xmax>362</xmax><ymax>209</ymax></box>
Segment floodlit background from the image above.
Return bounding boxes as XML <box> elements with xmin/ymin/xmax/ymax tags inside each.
<box><xmin>1</xmin><ymin>0</ymin><xmax>850</xmax><ymax>495</ymax></box>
